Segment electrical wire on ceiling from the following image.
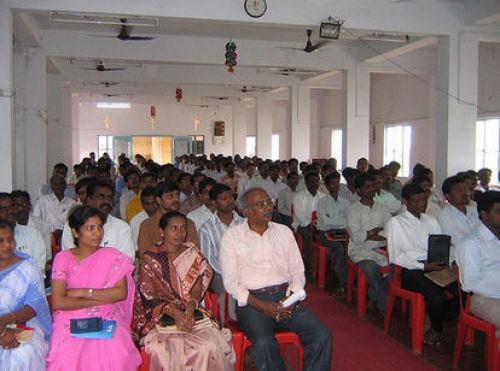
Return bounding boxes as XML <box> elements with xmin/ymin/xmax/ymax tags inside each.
<box><xmin>342</xmin><ymin>28</ymin><xmax>496</xmax><ymax>116</ymax></box>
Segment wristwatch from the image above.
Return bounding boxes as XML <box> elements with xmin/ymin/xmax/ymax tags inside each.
<box><xmin>88</xmin><ymin>289</ymin><xmax>94</xmax><ymax>298</ymax></box>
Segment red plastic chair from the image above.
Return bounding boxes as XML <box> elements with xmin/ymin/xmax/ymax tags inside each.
<box><xmin>224</xmin><ymin>292</ymin><xmax>304</xmax><ymax>371</ymax></box>
<box><xmin>51</xmin><ymin>231</ymin><xmax>61</xmax><ymax>257</ymax></box>
<box><xmin>453</xmin><ymin>291</ymin><xmax>499</xmax><ymax>370</ymax></box>
<box><xmin>384</xmin><ymin>265</ymin><xmax>425</xmax><ymax>354</ymax></box>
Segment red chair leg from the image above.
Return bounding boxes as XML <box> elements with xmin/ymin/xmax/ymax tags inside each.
<box><xmin>346</xmin><ymin>264</ymin><xmax>355</xmax><ymax>302</ymax></box>
<box><xmin>452</xmin><ymin>314</ymin><xmax>467</xmax><ymax>369</ymax></box>
<box><xmin>384</xmin><ymin>288</ymin><xmax>395</xmax><ymax>332</ymax></box>
<box><xmin>465</xmin><ymin>327</ymin><xmax>475</xmax><ymax>345</ymax></box>
<box><xmin>411</xmin><ymin>295</ymin><xmax>425</xmax><ymax>354</ymax></box>
<box><xmin>312</xmin><ymin>244</ymin><xmax>319</xmax><ymax>280</ymax></box>
<box><xmin>357</xmin><ymin>270</ymin><xmax>367</xmax><ymax>316</ymax></box>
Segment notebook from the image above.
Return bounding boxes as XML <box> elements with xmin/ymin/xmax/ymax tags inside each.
<box><xmin>427</xmin><ymin>234</ymin><xmax>451</xmax><ymax>265</ymax></box>
<box><xmin>71</xmin><ymin>320</ymin><xmax>116</xmax><ymax>340</ymax></box>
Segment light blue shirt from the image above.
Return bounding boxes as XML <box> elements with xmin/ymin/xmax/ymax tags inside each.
<box><xmin>199</xmin><ymin>211</ymin><xmax>245</xmax><ymax>274</ymax></box>
<box><xmin>456</xmin><ymin>223</ymin><xmax>500</xmax><ymax>299</ymax></box>
<box><xmin>316</xmin><ymin>193</ymin><xmax>350</xmax><ymax>231</ymax></box>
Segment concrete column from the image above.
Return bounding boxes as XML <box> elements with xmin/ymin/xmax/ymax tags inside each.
<box><xmin>342</xmin><ymin>67</ymin><xmax>370</xmax><ymax>168</ymax></box>
<box><xmin>290</xmin><ymin>85</ymin><xmax>310</xmax><ymax>161</ymax></box>
<box><xmin>232</xmin><ymin>99</ymin><xmax>247</xmax><ymax>156</ymax></box>
<box><xmin>0</xmin><ymin>7</ymin><xmax>14</xmax><ymax>191</ymax></box>
<box><xmin>256</xmin><ymin>93</ymin><xmax>272</xmax><ymax>158</ymax></box>
<box><xmin>14</xmin><ymin>43</ymin><xmax>27</xmax><ymax>190</ymax></box>
<box><xmin>23</xmin><ymin>47</ymin><xmax>47</xmax><ymax>198</ymax></box>
<box><xmin>435</xmin><ymin>33</ymin><xmax>478</xmax><ymax>185</ymax></box>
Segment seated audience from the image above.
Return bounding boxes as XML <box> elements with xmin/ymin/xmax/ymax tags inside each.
<box><xmin>177</xmin><ymin>172</ymin><xmax>193</xmax><ymax>203</ymax></box>
<box><xmin>386</xmin><ymin>184</ymin><xmax>458</xmax><ymax>345</ymax></box>
<box><xmin>130</xmin><ymin>186</ymin><xmax>159</xmax><ymax>253</ymax></box>
<box><xmin>61</xmin><ymin>180</ymin><xmax>135</xmax><ymax>260</ymax></box>
<box><xmin>221</xmin><ymin>188</ymin><xmax>332</xmax><ymax>371</ymax></box>
<box><xmin>0</xmin><ymin>219</ymin><xmax>51</xmax><ymax>370</ymax></box>
<box><xmin>220</xmin><ymin>162</ymin><xmax>240</xmax><ymax>198</ymax></box>
<box><xmin>126</xmin><ymin>172</ymin><xmax>158</xmax><ymax>223</ymax></box>
<box><xmin>266</xmin><ymin>164</ymin><xmax>287</xmax><ymax>202</ymax></box>
<box><xmin>356</xmin><ymin>157</ymin><xmax>369</xmax><ymax>173</ymax></box>
<box><xmin>316</xmin><ymin>172</ymin><xmax>349</xmax><ymax>293</ymax></box>
<box><xmin>179</xmin><ymin>173</ymin><xmax>205</xmax><ymax>215</ymax></box>
<box><xmin>236</xmin><ymin>162</ymin><xmax>256</xmax><ymax>205</ymax></box>
<box><xmin>411</xmin><ymin>175</ymin><xmax>442</xmax><ymax>217</ymax></box>
<box><xmin>119</xmin><ymin>168</ymin><xmax>141</xmax><ymax>220</ymax></box>
<box><xmin>339</xmin><ymin>167</ymin><xmax>361</xmax><ymax>204</ymax></box>
<box><xmin>347</xmin><ymin>173</ymin><xmax>391</xmax><ymax>313</ymax></box>
<box><xmin>456</xmin><ymin>191</ymin><xmax>500</xmax><ymax>337</ymax></box>
<box><xmin>138</xmin><ymin>181</ymin><xmax>198</xmax><ymax>255</ymax></box>
<box><xmin>373</xmin><ymin>169</ymin><xmax>402</xmax><ymax>215</ymax></box>
<box><xmin>38</xmin><ymin>163</ymin><xmax>75</xmax><ymax>200</ymax></box>
<box><xmin>437</xmin><ymin>175</ymin><xmax>480</xmax><ymax>263</ymax></box>
<box><xmin>388</xmin><ymin>161</ymin><xmax>403</xmax><ymax>200</ymax></box>
<box><xmin>34</xmin><ymin>175</ymin><xmax>76</xmax><ymax>231</ymax></box>
<box><xmin>47</xmin><ymin>206</ymin><xmax>140</xmax><ymax>370</ymax></box>
<box><xmin>187</xmin><ymin>178</ymin><xmax>217</xmax><ymax>231</ymax></box>
<box><xmin>474</xmin><ymin>168</ymin><xmax>495</xmax><ymax>200</ymax></box>
<box><xmin>277</xmin><ymin>171</ymin><xmax>299</xmax><ymax>228</ymax></box>
<box><xmin>134</xmin><ymin>211</ymin><xmax>235</xmax><ymax>370</ymax></box>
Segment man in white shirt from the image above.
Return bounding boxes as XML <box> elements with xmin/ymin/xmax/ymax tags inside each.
<box><xmin>249</xmin><ymin>163</ymin><xmax>273</xmax><ymax>194</ymax></box>
<box><xmin>0</xmin><ymin>193</ymin><xmax>46</xmax><ymax>274</ymax></box>
<box><xmin>437</xmin><ymin>175</ymin><xmax>480</xmax><ymax>262</ymax></box>
<box><xmin>236</xmin><ymin>162</ymin><xmax>256</xmax><ymax>205</ymax></box>
<box><xmin>339</xmin><ymin>167</ymin><xmax>361</xmax><ymax>204</ymax></box>
<box><xmin>293</xmin><ymin>172</ymin><xmax>325</xmax><ymax>271</ymax></box>
<box><xmin>220</xmin><ymin>188</ymin><xmax>332</xmax><ymax>371</ymax></box>
<box><xmin>33</xmin><ymin>175</ymin><xmax>76</xmax><ymax>231</ymax></box>
<box><xmin>412</xmin><ymin>176</ymin><xmax>442</xmax><ymax>217</ymax></box>
<box><xmin>277</xmin><ymin>172</ymin><xmax>299</xmax><ymax>228</ymax></box>
<box><xmin>61</xmin><ymin>180</ymin><xmax>135</xmax><ymax>260</ymax></box>
<box><xmin>347</xmin><ymin>173</ymin><xmax>391</xmax><ymax>313</ymax></box>
<box><xmin>316</xmin><ymin>172</ymin><xmax>350</xmax><ymax>292</ymax></box>
<box><xmin>387</xmin><ymin>183</ymin><xmax>458</xmax><ymax>344</ymax></box>
<box><xmin>37</xmin><ymin>162</ymin><xmax>76</xmax><ymax>200</ymax></box>
<box><xmin>266</xmin><ymin>164</ymin><xmax>287</xmax><ymax>202</ymax></box>
<box><xmin>130</xmin><ymin>186</ymin><xmax>158</xmax><ymax>253</ymax></box>
<box><xmin>374</xmin><ymin>169</ymin><xmax>401</xmax><ymax>215</ymax></box>
<box><xmin>456</xmin><ymin>191</ymin><xmax>500</xmax><ymax>336</ymax></box>
<box><xmin>187</xmin><ymin>178</ymin><xmax>216</xmax><ymax>231</ymax></box>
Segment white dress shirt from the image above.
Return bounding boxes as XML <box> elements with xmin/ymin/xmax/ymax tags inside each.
<box><xmin>265</xmin><ymin>179</ymin><xmax>288</xmax><ymax>202</ymax></box>
<box><xmin>277</xmin><ymin>187</ymin><xmax>296</xmax><ymax>217</ymax></box>
<box><xmin>386</xmin><ymin>210</ymin><xmax>442</xmax><ymax>270</ymax></box>
<box><xmin>14</xmin><ymin>224</ymin><xmax>47</xmax><ymax>273</ymax></box>
<box><xmin>292</xmin><ymin>189</ymin><xmax>325</xmax><ymax>229</ymax></box>
<box><xmin>374</xmin><ymin>189</ymin><xmax>402</xmax><ymax>215</ymax></box>
<box><xmin>27</xmin><ymin>214</ymin><xmax>53</xmax><ymax>261</ymax></box>
<box><xmin>130</xmin><ymin>210</ymin><xmax>148</xmax><ymax>252</ymax></box>
<box><xmin>339</xmin><ymin>184</ymin><xmax>361</xmax><ymax>204</ymax></box>
<box><xmin>456</xmin><ymin>223</ymin><xmax>500</xmax><ymax>299</ymax></box>
<box><xmin>33</xmin><ymin>193</ymin><xmax>76</xmax><ymax>230</ymax></box>
<box><xmin>61</xmin><ymin>214</ymin><xmax>135</xmax><ymax>259</ymax></box>
<box><xmin>187</xmin><ymin>204</ymin><xmax>214</xmax><ymax>231</ymax></box>
<box><xmin>316</xmin><ymin>194</ymin><xmax>350</xmax><ymax>231</ymax></box>
<box><xmin>221</xmin><ymin>221</ymin><xmax>305</xmax><ymax>306</ymax></box>
<box><xmin>347</xmin><ymin>201</ymin><xmax>392</xmax><ymax>266</ymax></box>
<box><xmin>437</xmin><ymin>203</ymin><xmax>480</xmax><ymax>261</ymax></box>
<box><xmin>237</xmin><ymin>173</ymin><xmax>253</xmax><ymax>198</ymax></box>
<box><xmin>198</xmin><ymin>211</ymin><xmax>245</xmax><ymax>274</ymax></box>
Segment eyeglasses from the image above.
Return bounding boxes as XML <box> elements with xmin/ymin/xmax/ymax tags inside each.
<box><xmin>252</xmin><ymin>199</ymin><xmax>274</xmax><ymax>209</ymax></box>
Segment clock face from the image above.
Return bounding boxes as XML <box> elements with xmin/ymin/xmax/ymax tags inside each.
<box><xmin>244</xmin><ymin>0</ymin><xmax>267</xmax><ymax>18</ymax></box>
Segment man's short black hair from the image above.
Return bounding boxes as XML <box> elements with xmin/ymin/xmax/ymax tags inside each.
<box><xmin>411</xmin><ymin>175</ymin><xmax>432</xmax><ymax>186</ymax></box>
<box><xmin>141</xmin><ymin>172</ymin><xmax>158</xmax><ymax>182</ymax></box>
<box><xmin>190</xmin><ymin>173</ymin><xmax>206</xmax><ymax>186</ymax></box>
<box><xmin>402</xmin><ymin>183</ymin><xmax>426</xmax><ymax>200</ymax></box>
<box><xmin>140</xmin><ymin>185</ymin><xmax>157</xmax><ymax>201</ymax></box>
<box><xmin>209</xmin><ymin>183</ymin><xmax>232</xmax><ymax>201</ymax></box>
<box><xmin>477</xmin><ymin>191</ymin><xmax>500</xmax><ymax>215</ymax></box>
<box><xmin>342</xmin><ymin>167</ymin><xmax>358</xmax><ymax>180</ymax></box>
<box><xmin>324</xmin><ymin>171</ymin><xmax>341</xmax><ymax>185</ymax></box>
<box><xmin>177</xmin><ymin>172</ymin><xmax>191</xmax><ymax>184</ymax></box>
<box><xmin>10</xmin><ymin>190</ymin><xmax>30</xmax><ymax>203</ymax></box>
<box><xmin>442</xmin><ymin>175</ymin><xmax>465</xmax><ymax>195</ymax></box>
<box><xmin>0</xmin><ymin>192</ymin><xmax>12</xmax><ymax>201</ymax></box>
<box><xmin>304</xmin><ymin>171</ymin><xmax>320</xmax><ymax>183</ymax></box>
<box><xmin>124</xmin><ymin>168</ymin><xmax>141</xmax><ymax>182</ymax></box>
<box><xmin>86</xmin><ymin>179</ymin><xmax>114</xmax><ymax>199</ymax></box>
<box><xmin>287</xmin><ymin>171</ymin><xmax>299</xmax><ymax>179</ymax></box>
<box><xmin>155</xmin><ymin>180</ymin><xmax>180</xmax><ymax>198</ymax></box>
<box><xmin>198</xmin><ymin>178</ymin><xmax>217</xmax><ymax>194</ymax></box>
<box><xmin>75</xmin><ymin>177</ymin><xmax>95</xmax><ymax>194</ymax></box>
<box><xmin>354</xmin><ymin>172</ymin><xmax>375</xmax><ymax>189</ymax></box>
<box><xmin>54</xmin><ymin>163</ymin><xmax>68</xmax><ymax>173</ymax></box>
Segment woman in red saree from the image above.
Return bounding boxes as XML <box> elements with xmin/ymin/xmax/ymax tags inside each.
<box><xmin>134</xmin><ymin>210</ymin><xmax>234</xmax><ymax>371</ymax></box>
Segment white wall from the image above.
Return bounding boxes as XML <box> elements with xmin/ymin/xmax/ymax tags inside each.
<box><xmin>478</xmin><ymin>42</ymin><xmax>500</xmax><ymax>117</ymax></box>
<box><xmin>272</xmin><ymin>100</ymin><xmax>290</xmax><ymax>160</ymax></box>
<box><xmin>74</xmin><ymin>98</ymin><xmax>233</xmax><ymax>163</ymax></box>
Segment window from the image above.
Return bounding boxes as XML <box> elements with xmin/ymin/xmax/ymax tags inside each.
<box><xmin>476</xmin><ymin>118</ymin><xmax>499</xmax><ymax>182</ymax></box>
<box><xmin>330</xmin><ymin>129</ymin><xmax>343</xmax><ymax>169</ymax></box>
<box><xmin>271</xmin><ymin>134</ymin><xmax>280</xmax><ymax>161</ymax></box>
<box><xmin>98</xmin><ymin>135</ymin><xmax>114</xmax><ymax>160</ymax></box>
<box><xmin>384</xmin><ymin>124</ymin><xmax>412</xmax><ymax>177</ymax></box>
<box><xmin>246</xmin><ymin>136</ymin><xmax>256</xmax><ymax>157</ymax></box>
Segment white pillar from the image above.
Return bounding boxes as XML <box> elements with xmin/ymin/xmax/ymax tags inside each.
<box><xmin>0</xmin><ymin>7</ymin><xmax>14</xmax><ymax>191</ymax></box>
<box><xmin>342</xmin><ymin>67</ymin><xmax>370</xmax><ymax>168</ymax></box>
<box><xmin>290</xmin><ymin>85</ymin><xmax>310</xmax><ymax>161</ymax></box>
<box><xmin>256</xmin><ymin>93</ymin><xmax>272</xmax><ymax>159</ymax></box>
<box><xmin>23</xmin><ymin>47</ymin><xmax>47</xmax><ymax>198</ymax></box>
<box><xmin>232</xmin><ymin>100</ymin><xmax>247</xmax><ymax>156</ymax></box>
<box><xmin>14</xmin><ymin>43</ymin><xmax>27</xmax><ymax>190</ymax></box>
<box><xmin>435</xmin><ymin>33</ymin><xmax>478</xmax><ymax>185</ymax></box>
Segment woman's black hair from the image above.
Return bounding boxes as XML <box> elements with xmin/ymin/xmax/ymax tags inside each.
<box><xmin>159</xmin><ymin>210</ymin><xmax>186</xmax><ymax>230</ymax></box>
<box><xmin>68</xmin><ymin>205</ymin><xmax>106</xmax><ymax>246</ymax></box>
<box><xmin>0</xmin><ymin>218</ymin><xmax>14</xmax><ymax>233</ymax></box>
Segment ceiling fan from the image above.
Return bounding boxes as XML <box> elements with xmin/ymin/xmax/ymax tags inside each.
<box><xmin>240</xmin><ymin>86</ymin><xmax>272</xmax><ymax>93</ymax></box>
<box><xmin>89</xmin><ymin>18</ymin><xmax>155</xmax><ymax>41</ymax></box>
<box><xmin>84</xmin><ymin>81</ymin><xmax>120</xmax><ymax>87</ymax></box>
<box><xmin>279</xmin><ymin>29</ymin><xmax>329</xmax><ymax>53</ymax></box>
<box><xmin>78</xmin><ymin>61</ymin><xmax>127</xmax><ymax>72</ymax></box>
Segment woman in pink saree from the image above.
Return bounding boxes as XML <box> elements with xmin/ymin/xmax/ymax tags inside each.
<box><xmin>134</xmin><ymin>210</ymin><xmax>235</xmax><ymax>371</ymax></box>
<box><xmin>46</xmin><ymin>205</ymin><xmax>140</xmax><ymax>371</ymax></box>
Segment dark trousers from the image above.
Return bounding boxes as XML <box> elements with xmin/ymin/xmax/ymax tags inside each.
<box><xmin>401</xmin><ymin>269</ymin><xmax>459</xmax><ymax>332</ymax></box>
<box><xmin>236</xmin><ymin>290</ymin><xmax>332</xmax><ymax>371</ymax></box>
<box><xmin>277</xmin><ymin>213</ymin><xmax>293</xmax><ymax>230</ymax></box>
<box><xmin>297</xmin><ymin>226</ymin><xmax>313</xmax><ymax>270</ymax></box>
<box><xmin>319</xmin><ymin>232</ymin><xmax>347</xmax><ymax>286</ymax></box>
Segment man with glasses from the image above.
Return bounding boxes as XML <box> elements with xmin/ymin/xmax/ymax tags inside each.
<box><xmin>221</xmin><ymin>188</ymin><xmax>332</xmax><ymax>371</ymax></box>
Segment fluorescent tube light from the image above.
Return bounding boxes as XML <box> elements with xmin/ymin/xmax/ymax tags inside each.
<box><xmin>96</xmin><ymin>102</ymin><xmax>131</xmax><ymax>109</ymax></box>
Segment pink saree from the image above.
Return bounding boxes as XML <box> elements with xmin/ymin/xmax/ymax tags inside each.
<box><xmin>46</xmin><ymin>247</ymin><xmax>141</xmax><ymax>371</ymax></box>
<box><xmin>134</xmin><ymin>243</ymin><xmax>235</xmax><ymax>371</ymax></box>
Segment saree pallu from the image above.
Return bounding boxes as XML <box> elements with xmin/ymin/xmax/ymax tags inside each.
<box><xmin>135</xmin><ymin>244</ymin><xmax>235</xmax><ymax>371</ymax></box>
<box><xmin>46</xmin><ymin>247</ymin><xmax>140</xmax><ymax>371</ymax></box>
<box><xmin>0</xmin><ymin>253</ymin><xmax>51</xmax><ymax>371</ymax></box>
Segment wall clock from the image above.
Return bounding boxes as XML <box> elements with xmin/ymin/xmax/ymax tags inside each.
<box><xmin>244</xmin><ymin>0</ymin><xmax>267</xmax><ymax>18</ymax></box>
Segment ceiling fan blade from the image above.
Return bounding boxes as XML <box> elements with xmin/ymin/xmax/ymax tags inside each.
<box><xmin>276</xmin><ymin>46</ymin><xmax>305</xmax><ymax>51</ymax></box>
<box><xmin>80</xmin><ymin>67</ymin><xmax>98</xmax><ymax>70</ymax></box>
<box><xmin>310</xmin><ymin>41</ymin><xmax>329</xmax><ymax>51</ymax></box>
<box><xmin>87</xmin><ymin>34</ymin><xmax>118</xmax><ymax>38</ymax></box>
<box><xmin>127</xmin><ymin>36</ymin><xmax>155</xmax><ymax>41</ymax></box>
<box><xmin>101</xmin><ymin>68</ymin><xmax>127</xmax><ymax>71</ymax></box>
